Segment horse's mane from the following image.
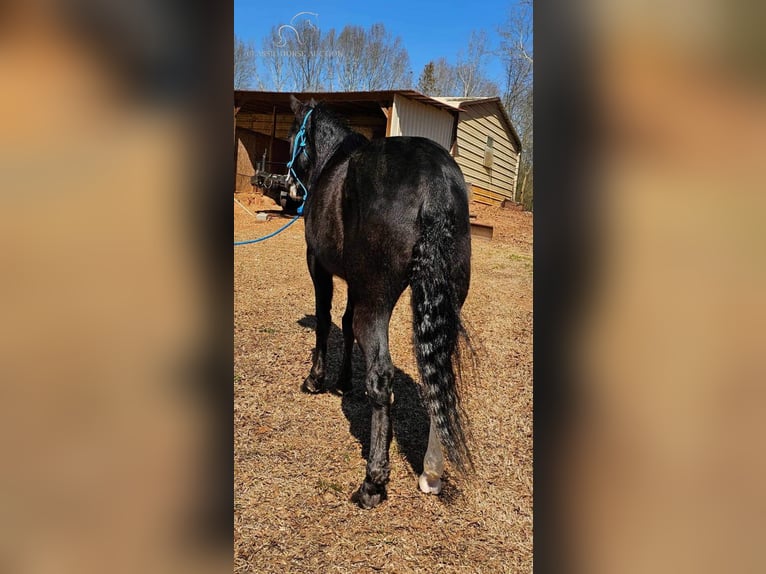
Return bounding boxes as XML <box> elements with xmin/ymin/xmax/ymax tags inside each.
<box><xmin>313</xmin><ymin>102</ymin><xmax>355</xmax><ymax>135</ymax></box>
<box><xmin>311</xmin><ymin>102</ymin><xmax>369</xmax><ymax>160</ymax></box>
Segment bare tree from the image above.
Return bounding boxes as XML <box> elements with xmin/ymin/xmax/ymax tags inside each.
<box><xmin>323</xmin><ymin>29</ymin><xmax>338</xmax><ymax>92</ymax></box>
<box><xmin>513</xmin><ymin>87</ymin><xmax>533</xmax><ymax>209</ymax></box>
<box><xmin>432</xmin><ymin>58</ymin><xmax>460</xmax><ymax>95</ymax></box>
<box><xmin>234</xmin><ymin>36</ymin><xmax>257</xmax><ymax>89</ymax></box>
<box><xmin>255</xmin><ymin>21</ymin><xmax>410</xmax><ymax>92</ymax></box>
<box><xmin>260</xmin><ymin>27</ymin><xmax>290</xmax><ymax>91</ymax></box>
<box><xmin>335</xmin><ymin>25</ymin><xmax>368</xmax><ymax>91</ymax></box>
<box><xmin>284</xmin><ymin>20</ymin><xmax>328</xmax><ymax>91</ymax></box>
<box><xmin>333</xmin><ymin>23</ymin><xmax>410</xmax><ymax>91</ymax></box>
<box><xmin>455</xmin><ymin>30</ymin><xmax>496</xmax><ymax>97</ymax></box>
<box><xmin>499</xmin><ymin>6</ymin><xmax>533</xmax><ymax>124</ymax></box>
<box><xmin>362</xmin><ymin>24</ymin><xmax>410</xmax><ymax>90</ymax></box>
<box><xmin>499</xmin><ymin>1</ymin><xmax>533</xmax><ymax>208</ymax></box>
<box><xmin>417</xmin><ymin>33</ymin><xmax>498</xmax><ymax>98</ymax></box>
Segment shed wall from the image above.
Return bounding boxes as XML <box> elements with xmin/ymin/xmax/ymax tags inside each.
<box><xmin>390</xmin><ymin>94</ymin><xmax>454</xmax><ymax>151</ymax></box>
<box><xmin>453</xmin><ymin>102</ymin><xmax>520</xmax><ymax>203</ymax></box>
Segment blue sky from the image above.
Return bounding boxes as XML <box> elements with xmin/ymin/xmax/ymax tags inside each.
<box><xmin>234</xmin><ymin>0</ymin><xmax>531</xmax><ymax>88</ymax></box>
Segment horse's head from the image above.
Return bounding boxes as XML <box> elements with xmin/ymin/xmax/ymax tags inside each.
<box><xmin>286</xmin><ymin>95</ymin><xmax>317</xmax><ymax>205</ymax></box>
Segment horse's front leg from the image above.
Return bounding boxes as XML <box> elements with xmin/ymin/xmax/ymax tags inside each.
<box><xmin>303</xmin><ymin>250</ymin><xmax>333</xmax><ymax>394</ymax></box>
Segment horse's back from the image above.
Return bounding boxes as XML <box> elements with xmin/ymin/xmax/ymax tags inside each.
<box><xmin>350</xmin><ymin>137</ymin><xmax>465</xmax><ymax>197</ymax></box>
<box><xmin>345</xmin><ymin>137</ymin><xmax>468</xmax><ymax>227</ymax></box>
<box><xmin>342</xmin><ymin>136</ymin><xmax>470</xmax><ymax>293</ymax></box>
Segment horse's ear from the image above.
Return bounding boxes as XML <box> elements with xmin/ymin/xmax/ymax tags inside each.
<box><xmin>289</xmin><ymin>94</ymin><xmax>302</xmax><ymax>115</ymax></box>
<box><xmin>309</xmin><ymin>98</ymin><xmax>317</xmax><ymax>108</ymax></box>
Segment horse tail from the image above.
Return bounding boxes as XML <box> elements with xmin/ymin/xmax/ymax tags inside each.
<box><xmin>410</xmin><ymin>200</ymin><xmax>472</xmax><ymax>473</ymax></box>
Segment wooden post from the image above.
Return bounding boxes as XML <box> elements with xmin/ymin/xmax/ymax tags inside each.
<box><xmin>268</xmin><ymin>105</ymin><xmax>277</xmax><ymax>168</ymax></box>
<box><xmin>450</xmin><ymin>111</ymin><xmax>459</xmax><ymax>156</ymax></box>
<box><xmin>233</xmin><ymin>105</ymin><xmax>241</xmax><ymax>192</ymax></box>
<box><xmin>379</xmin><ymin>104</ymin><xmax>392</xmax><ymax>137</ymax></box>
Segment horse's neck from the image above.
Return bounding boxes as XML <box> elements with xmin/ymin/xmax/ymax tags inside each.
<box><xmin>316</xmin><ymin>125</ymin><xmax>352</xmax><ymax>163</ymax></box>
<box><xmin>311</xmin><ymin>125</ymin><xmax>354</xmax><ymax>184</ymax></box>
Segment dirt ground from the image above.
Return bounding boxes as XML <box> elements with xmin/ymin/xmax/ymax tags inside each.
<box><xmin>234</xmin><ymin>192</ymin><xmax>532</xmax><ymax>573</ymax></box>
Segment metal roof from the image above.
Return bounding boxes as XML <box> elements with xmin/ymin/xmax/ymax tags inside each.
<box><xmin>234</xmin><ymin>90</ymin><xmax>460</xmax><ymax>116</ymax></box>
<box><xmin>232</xmin><ymin>90</ymin><xmax>522</xmax><ymax>151</ymax></box>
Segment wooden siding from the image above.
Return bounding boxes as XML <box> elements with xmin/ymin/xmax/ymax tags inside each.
<box><xmin>235</xmin><ymin>112</ymin><xmax>385</xmax><ymax>140</ymax></box>
<box><xmin>235</xmin><ymin>127</ymin><xmax>290</xmax><ymax>192</ymax></box>
<box><xmin>390</xmin><ymin>94</ymin><xmax>454</xmax><ymax>151</ymax></box>
<box><xmin>235</xmin><ymin>128</ymin><xmax>264</xmax><ymax>192</ymax></box>
<box><xmin>469</xmin><ymin>184</ymin><xmax>508</xmax><ymax>206</ymax></box>
<box><xmin>453</xmin><ymin>102</ymin><xmax>520</xmax><ymax>202</ymax></box>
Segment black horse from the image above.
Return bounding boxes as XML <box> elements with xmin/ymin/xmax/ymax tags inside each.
<box><xmin>287</xmin><ymin>95</ymin><xmax>472</xmax><ymax>508</ymax></box>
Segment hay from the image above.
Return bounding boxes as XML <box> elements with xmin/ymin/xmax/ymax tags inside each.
<box><xmin>235</xmin><ymin>194</ymin><xmax>532</xmax><ymax>573</ymax></box>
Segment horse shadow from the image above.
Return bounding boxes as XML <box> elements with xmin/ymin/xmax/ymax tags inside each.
<box><xmin>297</xmin><ymin>315</ymin><xmax>430</xmax><ymax>477</ymax></box>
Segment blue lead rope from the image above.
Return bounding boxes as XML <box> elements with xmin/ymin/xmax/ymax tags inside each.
<box><xmin>287</xmin><ymin>109</ymin><xmax>313</xmax><ymax>216</ymax></box>
<box><xmin>234</xmin><ymin>109</ymin><xmax>313</xmax><ymax>246</ymax></box>
<box><xmin>233</xmin><ymin>215</ymin><xmax>301</xmax><ymax>246</ymax></box>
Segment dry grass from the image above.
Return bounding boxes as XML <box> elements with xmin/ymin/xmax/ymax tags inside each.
<box><xmin>234</xmin><ymin>193</ymin><xmax>532</xmax><ymax>573</ymax></box>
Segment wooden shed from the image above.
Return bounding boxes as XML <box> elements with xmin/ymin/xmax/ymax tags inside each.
<box><xmin>234</xmin><ymin>90</ymin><xmax>521</xmax><ymax>207</ymax></box>
<box><xmin>434</xmin><ymin>97</ymin><xmax>522</xmax><ymax>206</ymax></box>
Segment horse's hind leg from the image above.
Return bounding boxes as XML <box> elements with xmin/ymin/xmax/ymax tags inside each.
<box><xmin>335</xmin><ymin>292</ymin><xmax>355</xmax><ymax>394</ymax></box>
<box><xmin>351</xmin><ymin>304</ymin><xmax>394</xmax><ymax>508</ymax></box>
<box><xmin>303</xmin><ymin>249</ymin><xmax>333</xmax><ymax>394</ymax></box>
<box><xmin>419</xmin><ymin>420</ymin><xmax>445</xmax><ymax>494</ymax></box>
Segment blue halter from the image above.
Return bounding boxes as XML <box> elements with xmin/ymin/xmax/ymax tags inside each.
<box><xmin>233</xmin><ymin>109</ymin><xmax>315</xmax><ymax>247</ymax></box>
<box><xmin>286</xmin><ymin>108</ymin><xmax>313</xmax><ymax>215</ymax></box>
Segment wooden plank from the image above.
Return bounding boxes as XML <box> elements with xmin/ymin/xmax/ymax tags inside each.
<box><xmin>470</xmin><ymin>184</ymin><xmax>507</xmax><ymax>206</ymax></box>
<box><xmin>470</xmin><ymin>222</ymin><xmax>494</xmax><ymax>240</ymax></box>
<box><xmin>473</xmin><ymin>187</ymin><xmax>506</xmax><ymax>201</ymax></box>
<box><xmin>461</xmin><ymin>113</ymin><xmax>512</xmax><ymax>144</ymax></box>
<box><xmin>268</xmin><ymin>105</ymin><xmax>276</xmax><ymax>166</ymax></box>
<box><xmin>473</xmin><ymin>197</ymin><xmax>494</xmax><ymax>206</ymax></box>
<box><xmin>454</xmin><ymin>130</ymin><xmax>519</xmax><ymax>195</ymax></box>
<box><xmin>459</xmin><ymin>118</ymin><xmax>517</xmax><ymax>153</ymax></box>
<box><xmin>463</xmin><ymin>172</ymin><xmax>514</xmax><ymax>200</ymax></box>
<box><xmin>472</xmin><ymin>190</ymin><xmax>507</xmax><ymax>204</ymax></box>
<box><xmin>376</xmin><ymin>104</ymin><xmax>393</xmax><ymax>139</ymax></box>
<box><xmin>234</xmin><ymin>106</ymin><xmax>241</xmax><ymax>192</ymax></box>
<box><xmin>238</xmin><ymin>112</ymin><xmax>387</xmax><ymax>128</ymax></box>
<box><xmin>462</xmin><ymin>163</ymin><xmax>515</xmax><ymax>190</ymax></box>
<box><xmin>470</xmin><ymin>182</ymin><xmax>503</xmax><ymax>197</ymax></box>
<box><xmin>458</xmin><ymin>129</ymin><xmax>518</xmax><ymax>162</ymax></box>
<box><xmin>461</xmin><ymin>104</ymin><xmax>518</xmax><ymax>149</ymax></box>
<box><xmin>237</xmin><ymin>114</ymin><xmax>386</xmax><ymax>141</ymax></box>
<box><xmin>459</xmin><ymin>125</ymin><xmax>518</xmax><ymax>160</ymax></box>
<box><xmin>456</xmin><ymin>147</ymin><xmax>519</xmax><ymax>180</ymax></box>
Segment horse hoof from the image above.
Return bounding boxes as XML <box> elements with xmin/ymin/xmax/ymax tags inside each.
<box><xmin>351</xmin><ymin>482</ymin><xmax>387</xmax><ymax>509</ymax></box>
<box><xmin>418</xmin><ymin>473</ymin><xmax>443</xmax><ymax>495</ymax></box>
<box><xmin>301</xmin><ymin>376</ymin><xmax>324</xmax><ymax>394</ymax></box>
